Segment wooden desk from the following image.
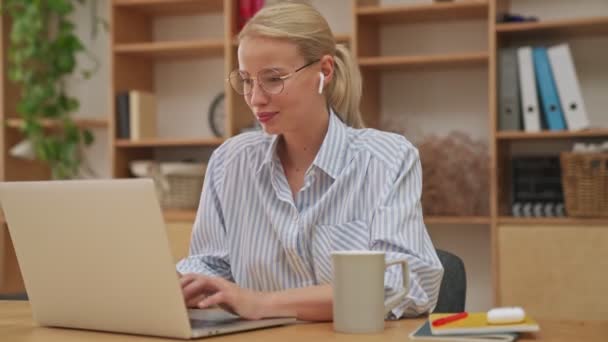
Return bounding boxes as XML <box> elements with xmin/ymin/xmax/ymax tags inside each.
<box><xmin>1</xmin><ymin>302</ymin><xmax>607</xmax><ymax>341</ymax></box>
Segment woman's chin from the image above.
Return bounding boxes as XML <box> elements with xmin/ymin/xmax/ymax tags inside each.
<box><xmin>259</xmin><ymin>123</ymin><xmax>280</xmax><ymax>135</ymax></box>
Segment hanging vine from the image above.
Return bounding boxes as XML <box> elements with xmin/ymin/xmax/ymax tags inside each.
<box><xmin>2</xmin><ymin>0</ymin><xmax>102</xmax><ymax>179</ymax></box>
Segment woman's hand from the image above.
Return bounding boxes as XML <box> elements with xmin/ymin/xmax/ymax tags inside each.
<box><xmin>179</xmin><ymin>273</ymin><xmax>267</xmax><ymax>320</ymax></box>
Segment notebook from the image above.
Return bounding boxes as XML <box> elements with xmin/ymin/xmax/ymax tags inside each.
<box><xmin>430</xmin><ymin>313</ymin><xmax>539</xmax><ymax>335</ymax></box>
<box><xmin>410</xmin><ymin>312</ymin><xmax>539</xmax><ymax>342</ymax></box>
<box><xmin>410</xmin><ymin>320</ymin><xmax>518</xmax><ymax>342</ymax></box>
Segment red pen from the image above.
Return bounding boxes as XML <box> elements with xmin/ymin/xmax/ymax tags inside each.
<box><xmin>432</xmin><ymin>312</ymin><xmax>468</xmax><ymax>327</ymax></box>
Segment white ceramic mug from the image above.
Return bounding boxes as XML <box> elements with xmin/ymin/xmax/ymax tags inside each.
<box><xmin>331</xmin><ymin>251</ymin><xmax>409</xmax><ymax>334</ymax></box>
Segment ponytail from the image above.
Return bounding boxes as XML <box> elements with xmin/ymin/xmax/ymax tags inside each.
<box><xmin>326</xmin><ymin>44</ymin><xmax>364</xmax><ymax>128</ymax></box>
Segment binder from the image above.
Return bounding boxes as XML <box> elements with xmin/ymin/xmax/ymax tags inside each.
<box><xmin>547</xmin><ymin>43</ymin><xmax>590</xmax><ymax>131</ymax></box>
<box><xmin>533</xmin><ymin>47</ymin><xmax>566</xmax><ymax>131</ymax></box>
<box><xmin>517</xmin><ymin>46</ymin><xmax>541</xmax><ymax>132</ymax></box>
<box><xmin>498</xmin><ymin>47</ymin><xmax>521</xmax><ymax>131</ymax></box>
<box><xmin>115</xmin><ymin>92</ymin><xmax>130</xmax><ymax>139</ymax></box>
<box><xmin>129</xmin><ymin>90</ymin><xmax>157</xmax><ymax>141</ymax></box>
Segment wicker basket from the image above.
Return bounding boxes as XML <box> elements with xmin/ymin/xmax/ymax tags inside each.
<box><xmin>130</xmin><ymin>161</ymin><xmax>206</xmax><ymax>209</ymax></box>
<box><xmin>560</xmin><ymin>152</ymin><xmax>608</xmax><ymax>217</ymax></box>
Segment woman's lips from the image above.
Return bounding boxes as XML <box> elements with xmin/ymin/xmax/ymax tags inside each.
<box><xmin>256</xmin><ymin>112</ymin><xmax>278</xmax><ymax>123</ymax></box>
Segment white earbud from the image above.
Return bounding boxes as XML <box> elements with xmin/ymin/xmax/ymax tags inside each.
<box><xmin>318</xmin><ymin>72</ymin><xmax>325</xmax><ymax>94</ymax></box>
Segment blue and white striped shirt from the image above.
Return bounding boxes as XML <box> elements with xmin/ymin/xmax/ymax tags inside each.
<box><xmin>177</xmin><ymin>110</ymin><xmax>443</xmax><ymax>318</ymax></box>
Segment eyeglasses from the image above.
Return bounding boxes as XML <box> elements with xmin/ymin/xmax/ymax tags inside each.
<box><xmin>228</xmin><ymin>59</ymin><xmax>319</xmax><ymax>96</ymax></box>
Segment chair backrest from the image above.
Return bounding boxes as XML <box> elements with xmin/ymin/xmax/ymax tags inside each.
<box><xmin>434</xmin><ymin>249</ymin><xmax>467</xmax><ymax>313</ymax></box>
<box><xmin>0</xmin><ymin>293</ymin><xmax>28</xmax><ymax>300</ymax></box>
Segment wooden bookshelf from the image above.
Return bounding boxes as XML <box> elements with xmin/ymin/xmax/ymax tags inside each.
<box><xmin>357</xmin><ymin>0</ymin><xmax>488</xmax><ymax>24</ymax></box>
<box><xmin>358</xmin><ymin>52</ymin><xmax>488</xmax><ymax>70</ymax></box>
<box><xmin>498</xmin><ymin>217</ymin><xmax>608</xmax><ymax>226</ymax></box>
<box><xmin>113</xmin><ymin>40</ymin><xmax>225</xmax><ymax>59</ymax></box>
<box><xmin>496</xmin><ymin>129</ymin><xmax>608</xmax><ymax>140</ymax></box>
<box><xmin>115</xmin><ymin>138</ymin><xmax>225</xmax><ymax>148</ymax></box>
<box><xmin>2</xmin><ymin>0</ymin><xmax>605</xmax><ymax>309</ymax></box>
<box><xmin>425</xmin><ymin>216</ymin><xmax>491</xmax><ymax>226</ymax></box>
<box><xmin>113</xmin><ymin>0</ymin><xmax>224</xmax><ymax>16</ymax></box>
<box><xmin>490</xmin><ymin>1</ymin><xmax>608</xmax><ymax>313</ymax></box>
<box><xmin>163</xmin><ymin>209</ymin><xmax>197</xmax><ymax>222</ymax></box>
<box><xmin>5</xmin><ymin>117</ymin><xmax>108</xmax><ymax>130</ymax></box>
<box><xmin>335</xmin><ymin>34</ymin><xmax>351</xmax><ymax>45</ymax></box>
<box><xmin>496</xmin><ymin>16</ymin><xmax>608</xmax><ymax>37</ymax></box>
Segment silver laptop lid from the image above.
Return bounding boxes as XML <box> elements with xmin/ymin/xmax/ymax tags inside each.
<box><xmin>0</xmin><ymin>179</ymin><xmax>192</xmax><ymax>339</ymax></box>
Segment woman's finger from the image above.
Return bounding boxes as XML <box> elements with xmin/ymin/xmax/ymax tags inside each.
<box><xmin>182</xmin><ymin>278</ymin><xmax>208</xmax><ymax>299</ymax></box>
<box><xmin>182</xmin><ymin>276</ymin><xmax>227</xmax><ymax>300</ymax></box>
<box><xmin>197</xmin><ymin>291</ymin><xmax>227</xmax><ymax>309</ymax></box>
<box><xmin>179</xmin><ymin>273</ymin><xmax>197</xmax><ymax>287</ymax></box>
<box><xmin>186</xmin><ymin>293</ymin><xmax>207</xmax><ymax>308</ymax></box>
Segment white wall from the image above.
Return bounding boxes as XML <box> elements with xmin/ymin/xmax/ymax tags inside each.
<box><xmin>66</xmin><ymin>1</ymin><xmax>110</xmax><ymax>178</ymax></box>
<box><xmin>66</xmin><ymin>0</ymin><xmax>608</xmax><ymax>312</ymax></box>
<box><xmin>153</xmin><ymin>14</ymin><xmax>225</xmax><ymax>141</ymax></box>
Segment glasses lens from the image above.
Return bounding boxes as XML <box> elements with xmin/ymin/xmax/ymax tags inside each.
<box><xmin>229</xmin><ymin>70</ymin><xmax>250</xmax><ymax>95</ymax></box>
<box><xmin>228</xmin><ymin>69</ymin><xmax>285</xmax><ymax>95</ymax></box>
<box><xmin>259</xmin><ymin>69</ymin><xmax>284</xmax><ymax>95</ymax></box>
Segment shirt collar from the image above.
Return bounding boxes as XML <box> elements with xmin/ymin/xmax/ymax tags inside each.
<box><xmin>256</xmin><ymin>109</ymin><xmax>349</xmax><ymax>179</ymax></box>
<box><xmin>312</xmin><ymin>109</ymin><xmax>349</xmax><ymax>179</ymax></box>
<box><xmin>257</xmin><ymin>133</ymin><xmax>281</xmax><ymax>175</ymax></box>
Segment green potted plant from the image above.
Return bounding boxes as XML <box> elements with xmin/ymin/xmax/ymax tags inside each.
<box><xmin>2</xmin><ymin>0</ymin><xmax>102</xmax><ymax>179</ymax></box>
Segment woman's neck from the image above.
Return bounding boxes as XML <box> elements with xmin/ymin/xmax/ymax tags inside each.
<box><xmin>278</xmin><ymin>107</ymin><xmax>330</xmax><ymax>173</ymax></box>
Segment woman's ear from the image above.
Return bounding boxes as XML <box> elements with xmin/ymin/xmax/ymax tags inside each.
<box><xmin>319</xmin><ymin>54</ymin><xmax>334</xmax><ymax>84</ymax></box>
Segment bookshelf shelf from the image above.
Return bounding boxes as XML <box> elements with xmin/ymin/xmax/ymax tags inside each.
<box><xmin>496</xmin><ymin>129</ymin><xmax>608</xmax><ymax>140</ymax></box>
<box><xmin>231</xmin><ymin>34</ymin><xmax>351</xmax><ymax>47</ymax></box>
<box><xmin>358</xmin><ymin>52</ymin><xmax>488</xmax><ymax>70</ymax></box>
<box><xmin>163</xmin><ymin>209</ymin><xmax>197</xmax><ymax>222</ymax></box>
<box><xmin>357</xmin><ymin>0</ymin><xmax>488</xmax><ymax>24</ymax></box>
<box><xmin>425</xmin><ymin>216</ymin><xmax>491</xmax><ymax>225</ymax></box>
<box><xmin>498</xmin><ymin>217</ymin><xmax>608</xmax><ymax>226</ymax></box>
<box><xmin>496</xmin><ymin>16</ymin><xmax>608</xmax><ymax>37</ymax></box>
<box><xmin>115</xmin><ymin>138</ymin><xmax>225</xmax><ymax>148</ymax></box>
<box><xmin>5</xmin><ymin>117</ymin><xmax>109</xmax><ymax>130</ymax></box>
<box><xmin>113</xmin><ymin>0</ymin><xmax>224</xmax><ymax>16</ymax></box>
<box><xmin>113</xmin><ymin>40</ymin><xmax>225</xmax><ymax>60</ymax></box>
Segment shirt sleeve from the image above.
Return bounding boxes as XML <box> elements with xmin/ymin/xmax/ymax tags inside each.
<box><xmin>176</xmin><ymin>150</ymin><xmax>233</xmax><ymax>280</ymax></box>
<box><xmin>369</xmin><ymin>143</ymin><xmax>444</xmax><ymax>319</ymax></box>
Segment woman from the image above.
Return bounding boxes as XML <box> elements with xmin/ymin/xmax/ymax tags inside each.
<box><xmin>177</xmin><ymin>2</ymin><xmax>443</xmax><ymax>322</ymax></box>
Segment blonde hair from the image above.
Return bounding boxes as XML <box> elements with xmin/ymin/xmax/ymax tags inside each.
<box><xmin>238</xmin><ymin>2</ymin><xmax>364</xmax><ymax>128</ymax></box>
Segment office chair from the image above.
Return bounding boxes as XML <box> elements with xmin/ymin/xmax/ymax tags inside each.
<box><xmin>0</xmin><ymin>292</ymin><xmax>28</xmax><ymax>300</ymax></box>
<box><xmin>434</xmin><ymin>249</ymin><xmax>467</xmax><ymax>313</ymax></box>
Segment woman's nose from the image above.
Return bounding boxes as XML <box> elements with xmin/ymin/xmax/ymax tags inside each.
<box><xmin>249</xmin><ymin>80</ymin><xmax>268</xmax><ymax>105</ymax></box>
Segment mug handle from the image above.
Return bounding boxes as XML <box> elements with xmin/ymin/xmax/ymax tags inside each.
<box><xmin>383</xmin><ymin>258</ymin><xmax>410</xmax><ymax>316</ymax></box>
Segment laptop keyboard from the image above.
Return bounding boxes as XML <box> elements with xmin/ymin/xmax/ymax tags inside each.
<box><xmin>190</xmin><ymin>318</ymin><xmax>242</xmax><ymax>329</ymax></box>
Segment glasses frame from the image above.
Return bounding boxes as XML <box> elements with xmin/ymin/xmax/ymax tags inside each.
<box><xmin>228</xmin><ymin>59</ymin><xmax>320</xmax><ymax>96</ymax></box>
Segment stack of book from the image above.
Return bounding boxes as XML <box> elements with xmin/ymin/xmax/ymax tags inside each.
<box><xmin>498</xmin><ymin>43</ymin><xmax>590</xmax><ymax>132</ymax></box>
<box><xmin>511</xmin><ymin>156</ymin><xmax>565</xmax><ymax>217</ymax></box>
<box><xmin>115</xmin><ymin>90</ymin><xmax>157</xmax><ymax>141</ymax></box>
<box><xmin>410</xmin><ymin>312</ymin><xmax>540</xmax><ymax>341</ymax></box>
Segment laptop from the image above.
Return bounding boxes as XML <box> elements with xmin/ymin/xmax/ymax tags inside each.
<box><xmin>0</xmin><ymin>178</ymin><xmax>296</xmax><ymax>339</ymax></box>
